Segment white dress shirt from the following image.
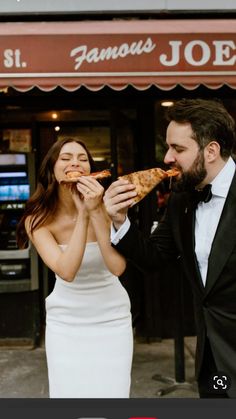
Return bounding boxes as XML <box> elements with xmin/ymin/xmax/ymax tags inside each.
<box><xmin>195</xmin><ymin>157</ymin><xmax>235</xmax><ymax>285</ymax></box>
<box><xmin>111</xmin><ymin>157</ymin><xmax>236</xmax><ymax>286</ymax></box>
<box><xmin>111</xmin><ymin>216</ymin><xmax>131</xmax><ymax>245</ymax></box>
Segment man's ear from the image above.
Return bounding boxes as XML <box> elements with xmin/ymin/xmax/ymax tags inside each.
<box><xmin>204</xmin><ymin>141</ymin><xmax>221</xmax><ymax>162</ymax></box>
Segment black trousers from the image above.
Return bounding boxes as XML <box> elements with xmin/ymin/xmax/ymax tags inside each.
<box><xmin>198</xmin><ymin>338</ymin><xmax>229</xmax><ymax>398</ymax></box>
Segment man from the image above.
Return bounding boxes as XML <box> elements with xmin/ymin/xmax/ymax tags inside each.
<box><xmin>103</xmin><ymin>98</ymin><xmax>236</xmax><ymax>398</ymax></box>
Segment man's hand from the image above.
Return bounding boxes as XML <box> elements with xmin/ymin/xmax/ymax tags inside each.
<box><xmin>103</xmin><ymin>179</ymin><xmax>137</xmax><ymax>230</ymax></box>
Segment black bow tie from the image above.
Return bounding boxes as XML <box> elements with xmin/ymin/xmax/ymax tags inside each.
<box><xmin>192</xmin><ymin>184</ymin><xmax>212</xmax><ymax>207</ymax></box>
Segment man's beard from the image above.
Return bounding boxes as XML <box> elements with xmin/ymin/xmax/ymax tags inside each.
<box><xmin>171</xmin><ymin>150</ymin><xmax>207</xmax><ymax>192</ymax></box>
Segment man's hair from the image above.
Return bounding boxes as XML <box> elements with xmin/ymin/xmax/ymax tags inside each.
<box><xmin>166</xmin><ymin>98</ymin><xmax>236</xmax><ymax>158</ymax></box>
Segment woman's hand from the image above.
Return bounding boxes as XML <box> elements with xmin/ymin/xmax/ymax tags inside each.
<box><xmin>76</xmin><ymin>176</ymin><xmax>104</xmax><ymax>212</ymax></box>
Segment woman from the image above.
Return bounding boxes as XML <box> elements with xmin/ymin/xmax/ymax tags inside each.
<box><xmin>16</xmin><ymin>138</ymin><xmax>133</xmax><ymax>398</ymax></box>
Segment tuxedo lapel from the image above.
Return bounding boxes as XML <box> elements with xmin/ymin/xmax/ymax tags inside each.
<box><xmin>180</xmin><ymin>194</ymin><xmax>205</xmax><ymax>292</ymax></box>
<box><xmin>205</xmin><ymin>171</ymin><xmax>236</xmax><ymax>295</ymax></box>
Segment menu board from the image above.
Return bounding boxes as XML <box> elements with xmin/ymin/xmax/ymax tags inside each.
<box><xmin>2</xmin><ymin>129</ymin><xmax>32</xmax><ymax>152</ymax></box>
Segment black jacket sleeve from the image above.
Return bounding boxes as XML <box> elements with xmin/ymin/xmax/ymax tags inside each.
<box><xmin>115</xmin><ymin>194</ymin><xmax>178</xmax><ymax>273</ymax></box>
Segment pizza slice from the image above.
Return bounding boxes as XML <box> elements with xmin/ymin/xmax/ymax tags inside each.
<box><xmin>61</xmin><ymin>169</ymin><xmax>111</xmax><ymax>183</ymax></box>
<box><xmin>119</xmin><ymin>167</ymin><xmax>180</xmax><ymax>204</ymax></box>
<box><xmin>166</xmin><ymin>168</ymin><xmax>180</xmax><ymax>177</ymax></box>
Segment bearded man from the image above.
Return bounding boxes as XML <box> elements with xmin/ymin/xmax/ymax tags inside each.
<box><xmin>103</xmin><ymin>98</ymin><xmax>236</xmax><ymax>398</ymax></box>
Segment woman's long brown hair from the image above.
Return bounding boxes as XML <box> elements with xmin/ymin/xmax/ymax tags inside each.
<box><xmin>16</xmin><ymin>138</ymin><xmax>97</xmax><ymax>249</ymax></box>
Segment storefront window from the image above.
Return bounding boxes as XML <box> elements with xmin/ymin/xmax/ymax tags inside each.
<box><xmin>154</xmin><ymin>100</ymin><xmax>170</xmax><ymax>166</ymax></box>
<box><xmin>154</xmin><ymin>100</ymin><xmax>173</xmax><ymax>220</ymax></box>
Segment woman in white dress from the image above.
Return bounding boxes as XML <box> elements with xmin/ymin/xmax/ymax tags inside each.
<box><xmin>16</xmin><ymin>138</ymin><xmax>133</xmax><ymax>398</ymax></box>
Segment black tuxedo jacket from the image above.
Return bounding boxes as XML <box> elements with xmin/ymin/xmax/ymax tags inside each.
<box><xmin>116</xmin><ymin>170</ymin><xmax>236</xmax><ymax>397</ymax></box>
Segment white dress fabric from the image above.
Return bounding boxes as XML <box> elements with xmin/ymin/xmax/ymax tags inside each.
<box><xmin>45</xmin><ymin>242</ymin><xmax>133</xmax><ymax>398</ymax></box>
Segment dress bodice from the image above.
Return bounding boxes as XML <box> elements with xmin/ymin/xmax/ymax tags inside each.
<box><xmin>46</xmin><ymin>241</ymin><xmax>131</xmax><ymax>330</ymax></box>
<box><xmin>56</xmin><ymin>242</ymin><xmax>117</xmax><ymax>290</ymax></box>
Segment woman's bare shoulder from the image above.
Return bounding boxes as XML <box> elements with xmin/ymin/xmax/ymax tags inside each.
<box><xmin>24</xmin><ymin>214</ymin><xmax>50</xmax><ymax>237</ymax></box>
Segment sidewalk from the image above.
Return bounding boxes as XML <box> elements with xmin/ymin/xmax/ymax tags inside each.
<box><xmin>0</xmin><ymin>336</ymin><xmax>198</xmax><ymax>398</ymax></box>
<box><xmin>131</xmin><ymin>336</ymin><xmax>198</xmax><ymax>398</ymax></box>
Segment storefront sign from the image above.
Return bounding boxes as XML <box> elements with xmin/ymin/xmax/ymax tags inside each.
<box><xmin>0</xmin><ymin>20</ymin><xmax>235</xmax><ymax>90</ymax></box>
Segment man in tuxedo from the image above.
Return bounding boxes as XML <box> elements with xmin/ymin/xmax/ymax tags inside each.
<box><xmin>103</xmin><ymin>98</ymin><xmax>236</xmax><ymax>398</ymax></box>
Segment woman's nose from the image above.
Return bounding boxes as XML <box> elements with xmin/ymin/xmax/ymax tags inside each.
<box><xmin>71</xmin><ymin>158</ymin><xmax>80</xmax><ymax>166</ymax></box>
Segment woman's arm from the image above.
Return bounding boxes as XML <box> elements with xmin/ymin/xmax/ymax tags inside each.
<box><xmin>76</xmin><ymin>176</ymin><xmax>127</xmax><ymax>277</ymax></box>
<box><xmin>26</xmin><ymin>207</ymin><xmax>89</xmax><ymax>282</ymax></box>
<box><xmin>89</xmin><ymin>205</ymin><xmax>127</xmax><ymax>276</ymax></box>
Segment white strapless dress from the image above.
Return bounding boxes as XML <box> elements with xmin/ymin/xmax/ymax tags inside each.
<box><xmin>45</xmin><ymin>242</ymin><xmax>133</xmax><ymax>398</ymax></box>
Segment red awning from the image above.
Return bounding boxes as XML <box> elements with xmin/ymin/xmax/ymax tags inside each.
<box><xmin>0</xmin><ymin>19</ymin><xmax>235</xmax><ymax>92</ymax></box>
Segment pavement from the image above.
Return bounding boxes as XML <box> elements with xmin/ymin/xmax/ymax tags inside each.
<box><xmin>0</xmin><ymin>335</ymin><xmax>198</xmax><ymax>398</ymax></box>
